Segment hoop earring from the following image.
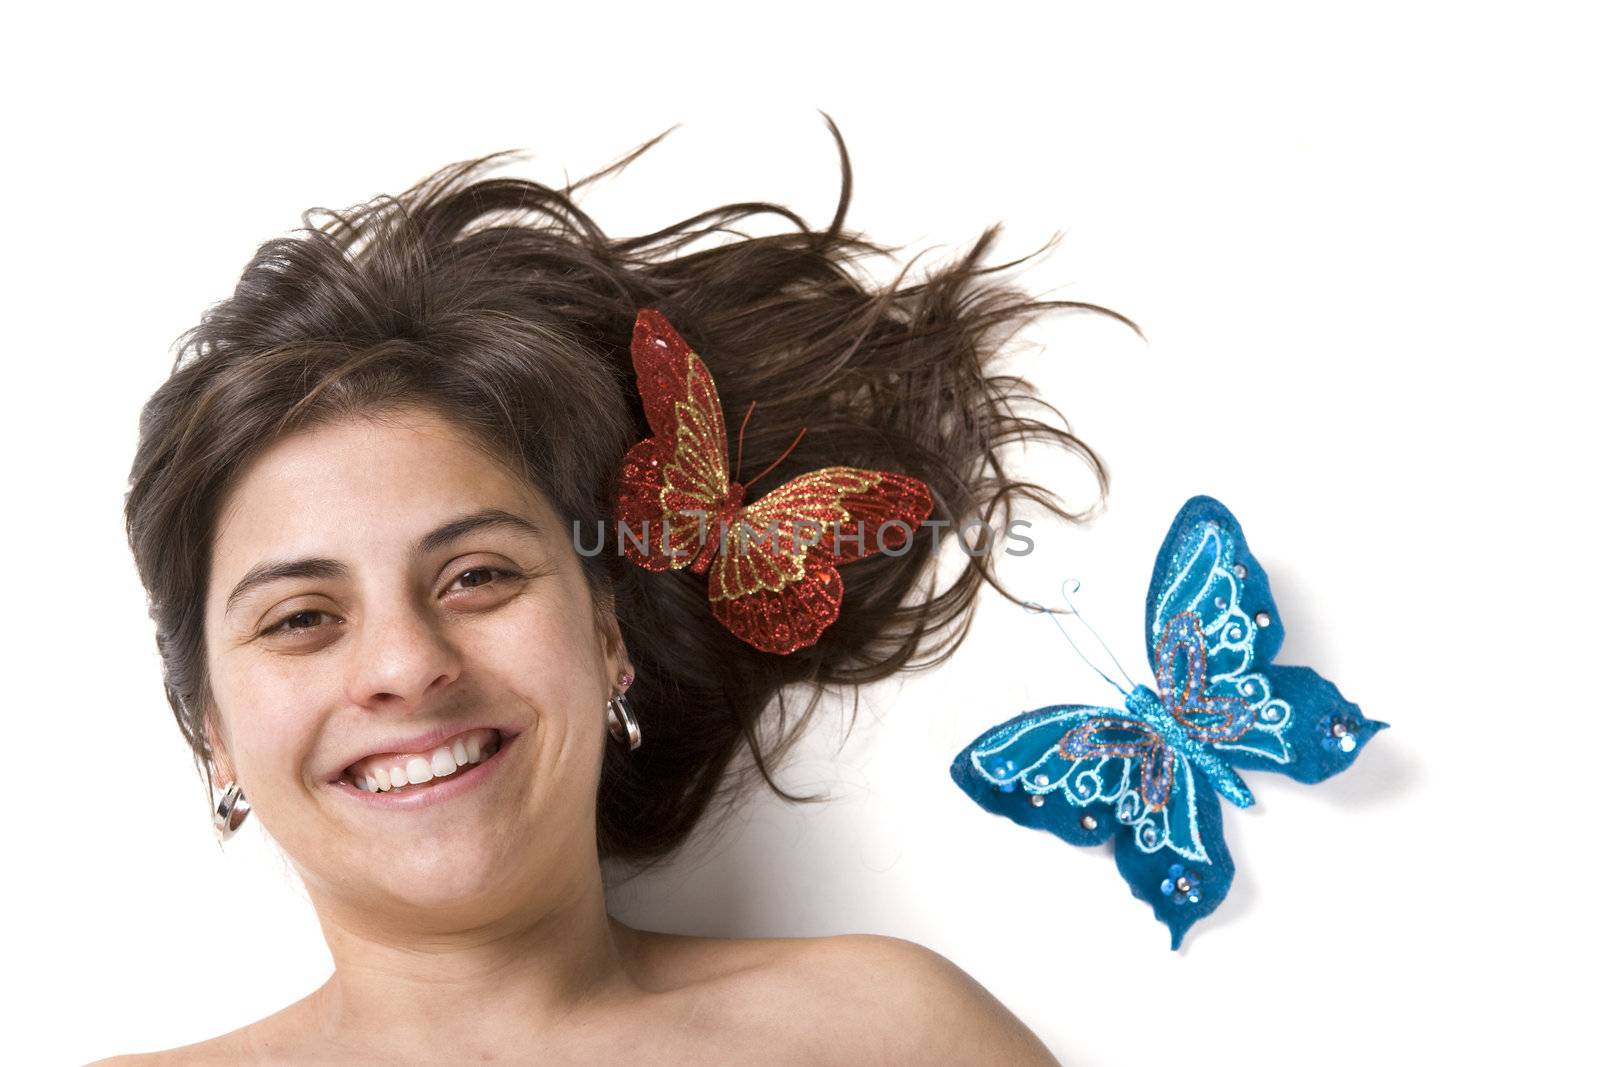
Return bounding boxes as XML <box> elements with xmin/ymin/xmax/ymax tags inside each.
<box><xmin>214</xmin><ymin>781</ymin><xmax>250</xmax><ymax>842</ymax></box>
<box><xmin>607</xmin><ymin>692</ymin><xmax>642</xmax><ymax>751</ymax></box>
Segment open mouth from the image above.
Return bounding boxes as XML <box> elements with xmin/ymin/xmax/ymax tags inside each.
<box><xmin>338</xmin><ymin>727</ymin><xmax>513</xmax><ymax>795</ymax></box>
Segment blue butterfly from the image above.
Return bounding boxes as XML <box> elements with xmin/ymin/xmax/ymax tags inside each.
<box><xmin>949</xmin><ymin>495</ymin><xmax>1387</xmax><ymax>949</ymax></box>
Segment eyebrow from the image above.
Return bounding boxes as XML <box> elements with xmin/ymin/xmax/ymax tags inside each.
<box><xmin>223</xmin><ymin>507</ymin><xmax>545</xmax><ymax>618</ymax></box>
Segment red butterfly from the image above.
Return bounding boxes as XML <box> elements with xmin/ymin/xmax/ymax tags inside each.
<box><xmin>613</xmin><ymin>308</ymin><xmax>935</xmax><ymax>654</ymax></box>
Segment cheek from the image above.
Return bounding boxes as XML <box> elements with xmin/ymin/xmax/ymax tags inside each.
<box><xmin>207</xmin><ymin>653</ymin><xmax>325</xmax><ymax>788</ymax></box>
<box><xmin>480</xmin><ymin>600</ymin><xmax>609</xmax><ymax>758</ymax></box>
<box><xmin>486</xmin><ymin>613</ymin><xmax>602</xmax><ymax>712</ymax></box>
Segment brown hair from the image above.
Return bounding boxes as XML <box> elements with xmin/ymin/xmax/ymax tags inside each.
<box><xmin>122</xmin><ymin>115</ymin><xmax>1137</xmax><ymax>867</ymax></box>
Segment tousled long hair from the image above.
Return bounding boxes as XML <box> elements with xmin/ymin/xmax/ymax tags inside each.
<box><xmin>122</xmin><ymin>115</ymin><xmax>1137</xmax><ymax>867</ymax></box>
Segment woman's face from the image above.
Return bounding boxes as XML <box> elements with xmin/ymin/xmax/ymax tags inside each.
<box><xmin>202</xmin><ymin>405</ymin><xmax>627</xmax><ymax>921</ymax></box>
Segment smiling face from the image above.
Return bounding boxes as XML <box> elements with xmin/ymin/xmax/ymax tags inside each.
<box><xmin>203</xmin><ymin>404</ymin><xmax>629</xmax><ymax>922</ymax></box>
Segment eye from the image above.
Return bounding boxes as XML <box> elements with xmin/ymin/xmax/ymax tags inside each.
<box><xmin>446</xmin><ymin>565</ymin><xmax>524</xmax><ymax>593</ymax></box>
<box><xmin>260</xmin><ymin>608</ymin><xmax>332</xmax><ymax>639</ymax></box>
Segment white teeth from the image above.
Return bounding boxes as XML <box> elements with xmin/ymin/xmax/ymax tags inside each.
<box><xmin>345</xmin><ymin>728</ymin><xmax>502</xmax><ymax>793</ymax></box>
<box><xmin>404</xmin><ymin>756</ymin><xmax>433</xmax><ymax>785</ymax></box>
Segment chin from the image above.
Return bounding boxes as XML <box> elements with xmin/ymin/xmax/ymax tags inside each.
<box><xmin>370</xmin><ymin>853</ymin><xmax>521</xmax><ymax>916</ymax></box>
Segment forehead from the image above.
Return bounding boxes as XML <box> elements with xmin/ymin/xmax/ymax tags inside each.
<box><xmin>208</xmin><ymin>409</ymin><xmax>550</xmax><ymax>589</ymax></box>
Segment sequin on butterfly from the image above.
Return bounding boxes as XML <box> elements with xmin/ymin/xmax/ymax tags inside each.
<box><xmin>1319</xmin><ymin>712</ymin><xmax>1360</xmax><ymax>754</ymax></box>
<box><xmin>1161</xmin><ymin>864</ymin><xmax>1204</xmax><ymax>905</ymax></box>
<box><xmin>989</xmin><ymin>757</ymin><xmax>1018</xmax><ymax>792</ymax></box>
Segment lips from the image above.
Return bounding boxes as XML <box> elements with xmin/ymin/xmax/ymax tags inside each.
<box><xmin>323</xmin><ymin>726</ymin><xmax>518</xmax><ymax>783</ymax></box>
<box><xmin>330</xmin><ymin>730</ymin><xmax>518</xmax><ymax>810</ymax></box>
<box><xmin>327</xmin><ymin>724</ymin><xmax>521</xmax><ymax>784</ymax></box>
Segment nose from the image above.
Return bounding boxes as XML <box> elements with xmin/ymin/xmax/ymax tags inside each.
<box><xmin>343</xmin><ymin>590</ymin><xmax>463</xmax><ymax>710</ymax></box>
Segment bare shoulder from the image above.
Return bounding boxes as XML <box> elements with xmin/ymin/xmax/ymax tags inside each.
<box><xmin>83</xmin><ymin>1034</ymin><xmax>251</xmax><ymax>1066</ymax></box>
<box><xmin>763</xmin><ymin>933</ymin><xmax>1060</xmax><ymax>1066</ymax></box>
<box><xmin>81</xmin><ymin>1002</ymin><xmax>298</xmax><ymax>1066</ymax></box>
<box><xmin>627</xmin><ymin>927</ymin><xmax>1057</xmax><ymax>1064</ymax></box>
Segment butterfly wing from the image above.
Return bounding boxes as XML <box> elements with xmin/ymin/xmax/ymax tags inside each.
<box><xmin>1145</xmin><ymin>495</ymin><xmax>1387</xmax><ymax>782</ymax></box>
<box><xmin>950</xmin><ymin>705</ymin><xmax>1234</xmax><ymax>949</ymax></box>
<box><xmin>708</xmin><ymin>466</ymin><xmax>933</xmax><ymax>654</ymax></box>
<box><xmin>614</xmin><ymin>309</ymin><xmax>732</xmax><ymax>571</ymax></box>
<box><xmin>1113</xmin><ymin>758</ymin><xmax>1232</xmax><ymax>951</ymax></box>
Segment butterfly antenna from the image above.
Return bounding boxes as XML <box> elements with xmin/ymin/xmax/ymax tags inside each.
<box><xmin>1021</xmin><ymin>581</ymin><xmax>1131</xmax><ymax>697</ymax></box>
<box><xmin>743</xmin><ymin>425</ymin><xmax>809</xmax><ymax>494</ymax></box>
<box><xmin>733</xmin><ymin>400</ymin><xmax>758</xmax><ymax>483</ymax></box>
<box><xmin>1057</xmin><ymin>578</ymin><xmax>1139</xmax><ymax>692</ymax></box>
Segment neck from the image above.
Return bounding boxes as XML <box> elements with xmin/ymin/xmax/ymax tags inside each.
<box><xmin>299</xmin><ymin>859</ymin><xmax>645</xmax><ymax>1058</ymax></box>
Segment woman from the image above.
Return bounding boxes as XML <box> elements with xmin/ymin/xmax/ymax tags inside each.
<box><xmin>102</xmin><ymin>117</ymin><xmax>1131</xmax><ymax>1064</ymax></box>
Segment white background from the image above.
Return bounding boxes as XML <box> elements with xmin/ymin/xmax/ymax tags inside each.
<box><xmin>5</xmin><ymin>3</ymin><xmax>1593</xmax><ymax>1064</ymax></box>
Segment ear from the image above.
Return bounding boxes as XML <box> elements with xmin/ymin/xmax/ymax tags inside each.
<box><xmin>594</xmin><ymin>590</ymin><xmax>633</xmax><ymax>688</ymax></box>
<box><xmin>203</xmin><ymin>707</ymin><xmax>237</xmax><ymax>785</ymax></box>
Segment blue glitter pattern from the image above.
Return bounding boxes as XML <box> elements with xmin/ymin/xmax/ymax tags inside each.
<box><xmin>949</xmin><ymin>495</ymin><xmax>1388</xmax><ymax>949</ymax></box>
